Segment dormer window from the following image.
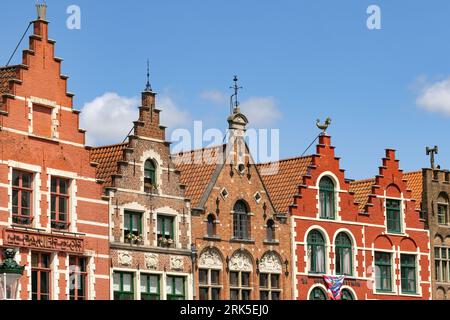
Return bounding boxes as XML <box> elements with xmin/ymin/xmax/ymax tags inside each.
<box><xmin>319</xmin><ymin>177</ymin><xmax>335</xmax><ymax>220</ymax></box>
<box><xmin>144</xmin><ymin>159</ymin><xmax>156</xmax><ymax>193</ymax></box>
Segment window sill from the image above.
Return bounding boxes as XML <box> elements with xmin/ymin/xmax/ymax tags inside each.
<box><xmin>203</xmin><ymin>236</ymin><xmax>222</xmax><ymax>241</ymax></box>
<box><xmin>263</xmin><ymin>240</ymin><xmax>280</xmax><ymax>246</ymax></box>
<box><xmin>230</xmin><ymin>238</ymin><xmax>256</xmax><ymax>244</ymax></box>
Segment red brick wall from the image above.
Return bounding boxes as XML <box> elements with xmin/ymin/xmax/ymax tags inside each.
<box><xmin>291</xmin><ymin>135</ymin><xmax>430</xmax><ymax>300</ymax></box>
<box><xmin>0</xmin><ymin>19</ymin><xmax>109</xmax><ymax>300</ymax></box>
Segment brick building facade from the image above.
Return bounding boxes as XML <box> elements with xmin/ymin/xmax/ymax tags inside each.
<box><xmin>91</xmin><ymin>87</ymin><xmax>193</xmax><ymax>300</ymax></box>
<box><xmin>420</xmin><ymin>168</ymin><xmax>450</xmax><ymax>299</ymax></box>
<box><xmin>260</xmin><ymin>134</ymin><xmax>431</xmax><ymax>300</ymax></box>
<box><xmin>177</xmin><ymin>102</ymin><xmax>293</xmax><ymax>300</ymax></box>
<box><xmin>0</xmin><ymin>7</ymin><xmax>110</xmax><ymax>300</ymax></box>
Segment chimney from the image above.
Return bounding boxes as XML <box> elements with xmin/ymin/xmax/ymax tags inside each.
<box><xmin>36</xmin><ymin>2</ymin><xmax>47</xmax><ymax>21</ymax></box>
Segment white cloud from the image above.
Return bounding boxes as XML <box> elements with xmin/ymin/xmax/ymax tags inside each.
<box><xmin>240</xmin><ymin>97</ymin><xmax>282</xmax><ymax>127</ymax></box>
<box><xmin>200</xmin><ymin>90</ymin><xmax>228</xmax><ymax>104</ymax></box>
<box><xmin>80</xmin><ymin>92</ymin><xmax>139</xmax><ymax>146</ymax></box>
<box><xmin>80</xmin><ymin>92</ymin><xmax>191</xmax><ymax>146</ymax></box>
<box><xmin>159</xmin><ymin>96</ymin><xmax>191</xmax><ymax>129</ymax></box>
<box><xmin>416</xmin><ymin>77</ymin><xmax>450</xmax><ymax>116</ymax></box>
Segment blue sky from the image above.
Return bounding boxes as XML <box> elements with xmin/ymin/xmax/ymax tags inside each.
<box><xmin>2</xmin><ymin>0</ymin><xmax>450</xmax><ymax>180</ymax></box>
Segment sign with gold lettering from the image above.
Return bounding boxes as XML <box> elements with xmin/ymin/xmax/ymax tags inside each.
<box><xmin>4</xmin><ymin>229</ymin><xmax>84</xmax><ymax>254</ymax></box>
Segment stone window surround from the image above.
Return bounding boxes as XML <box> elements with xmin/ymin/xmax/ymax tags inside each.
<box><xmin>314</xmin><ymin>171</ymin><xmax>342</xmax><ymax>221</ymax></box>
<box><xmin>139</xmin><ymin>150</ymin><xmax>163</xmax><ymax>194</ymax></box>
<box><xmin>110</xmin><ymin>268</ymin><xmax>192</xmax><ymax>300</ymax></box>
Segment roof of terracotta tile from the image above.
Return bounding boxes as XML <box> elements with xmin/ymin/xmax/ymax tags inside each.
<box><xmin>257</xmin><ymin>156</ymin><xmax>313</xmax><ymax>213</ymax></box>
<box><xmin>175</xmin><ymin>145</ymin><xmax>226</xmax><ymax>208</ymax></box>
<box><xmin>349</xmin><ymin>178</ymin><xmax>376</xmax><ymax>211</ymax></box>
<box><xmin>0</xmin><ymin>66</ymin><xmax>18</xmax><ymax>97</ymax></box>
<box><xmin>350</xmin><ymin>171</ymin><xmax>423</xmax><ymax>212</ymax></box>
<box><xmin>90</xmin><ymin>143</ymin><xmax>128</xmax><ymax>187</ymax></box>
<box><xmin>403</xmin><ymin>171</ymin><xmax>423</xmax><ymax>210</ymax></box>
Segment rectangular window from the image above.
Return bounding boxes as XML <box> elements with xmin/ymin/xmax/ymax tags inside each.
<box><xmin>12</xmin><ymin>170</ymin><xmax>33</xmax><ymax>226</ymax></box>
<box><xmin>199</xmin><ymin>269</ymin><xmax>221</xmax><ymax>300</ymax></box>
<box><xmin>141</xmin><ymin>274</ymin><xmax>160</xmax><ymax>300</ymax></box>
<box><xmin>113</xmin><ymin>272</ymin><xmax>134</xmax><ymax>300</ymax></box>
<box><xmin>435</xmin><ymin>247</ymin><xmax>450</xmax><ymax>283</ymax></box>
<box><xmin>51</xmin><ymin>177</ymin><xmax>70</xmax><ymax>230</ymax></box>
<box><xmin>230</xmin><ymin>271</ymin><xmax>252</xmax><ymax>300</ymax></box>
<box><xmin>400</xmin><ymin>254</ymin><xmax>417</xmax><ymax>294</ymax></box>
<box><xmin>438</xmin><ymin>204</ymin><xmax>448</xmax><ymax>225</ymax></box>
<box><xmin>259</xmin><ymin>273</ymin><xmax>281</xmax><ymax>300</ymax></box>
<box><xmin>31</xmin><ymin>252</ymin><xmax>51</xmax><ymax>300</ymax></box>
<box><xmin>375</xmin><ymin>252</ymin><xmax>392</xmax><ymax>292</ymax></box>
<box><xmin>124</xmin><ymin>211</ymin><xmax>142</xmax><ymax>244</ymax></box>
<box><xmin>69</xmin><ymin>256</ymin><xmax>87</xmax><ymax>300</ymax></box>
<box><xmin>157</xmin><ymin>215</ymin><xmax>174</xmax><ymax>247</ymax></box>
<box><xmin>386</xmin><ymin>199</ymin><xmax>402</xmax><ymax>234</ymax></box>
<box><xmin>166</xmin><ymin>276</ymin><xmax>185</xmax><ymax>300</ymax></box>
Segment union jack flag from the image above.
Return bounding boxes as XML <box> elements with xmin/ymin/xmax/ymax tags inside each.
<box><xmin>323</xmin><ymin>275</ymin><xmax>345</xmax><ymax>300</ymax></box>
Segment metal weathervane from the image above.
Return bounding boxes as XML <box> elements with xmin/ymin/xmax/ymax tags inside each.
<box><xmin>230</xmin><ymin>75</ymin><xmax>242</xmax><ymax>114</ymax></box>
<box><xmin>426</xmin><ymin>146</ymin><xmax>439</xmax><ymax>170</ymax></box>
<box><xmin>316</xmin><ymin>117</ymin><xmax>332</xmax><ymax>134</ymax></box>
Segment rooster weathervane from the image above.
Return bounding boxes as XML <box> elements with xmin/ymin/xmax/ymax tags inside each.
<box><xmin>316</xmin><ymin>117</ymin><xmax>332</xmax><ymax>134</ymax></box>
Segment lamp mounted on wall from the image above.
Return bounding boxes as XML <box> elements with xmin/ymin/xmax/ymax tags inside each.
<box><xmin>284</xmin><ymin>259</ymin><xmax>289</xmax><ymax>277</ymax></box>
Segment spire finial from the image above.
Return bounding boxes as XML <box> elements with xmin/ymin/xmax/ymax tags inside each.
<box><xmin>36</xmin><ymin>1</ymin><xmax>47</xmax><ymax>21</ymax></box>
<box><xmin>145</xmin><ymin>59</ymin><xmax>152</xmax><ymax>92</ymax></box>
<box><xmin>230</xmin><ymin>75</ymin><xmax>243</xmax><ymax>114</ymax></box>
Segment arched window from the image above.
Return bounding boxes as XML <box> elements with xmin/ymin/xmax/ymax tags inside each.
<box><xmin>233</xmin><ymin>201</ymin><xmax>250</xmax><ymax>240</ymax></box>
<box><xmin>207</xmin><ymin>214</ymin><xmax>216</xmax><ymax>238</ymax></box>
<box><xmin>437</xmin><ymin>194</ymin><xmax>449</xmax><ymax>226</ymax></box>
<box><xmin>335</xmin><ymin>232</ymin><xmax>353</xmax><ymax>276</ymax></box>
<box><xmin>144</xmin><ymin>160</ymin><xmax>156</xmax><ymax>192</ymax></box>
<box><xmin>266</xmin><ymin>220</ymin><xmax>275</xmax><ymax>242</ymax></box>
<box><xmin>319</xmin><ymin>177</ymin><xmax>335</xmax><ymax>219</ymax></box>
<box><xmin>341</xmin><ymin>289</ymin><xmax>354</xmax><ymax>300</ymax></box>
<box><xmin>309</xmin><ymin>287</ymin><xmax>327</xmax><ymax>300</ymax></box>
<box><xmin>307</xmin><ymin>230</ymin><xmax>326</xmax><ymax>274</ymax></box>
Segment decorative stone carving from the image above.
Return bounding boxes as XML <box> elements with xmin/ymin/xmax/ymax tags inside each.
<box><xmin>145</xmin><ymin>253</ymin><xmax>159</xmax><ymax>270</ymax></box>
<box><xmin>170</xmin><ymin>256</ymin><xmax>184</xmax><ymax>271</ymax></box>
<box><xmin>259</xmin><ymin>252</ymin><xmax>282</xmax><ymax>274</ymax></box>
<box><xmin>118</xmin><ymin>251</ymin><xmax>132</xmax><ymax>267</ymax></box>
<box><xmin>199</xmin><ymin>248</ymin><xmax>223</xmax><ymax>269</ymax></box>
<box><xmin>229</xmin><ymin>250</ymin><xmax>253</xmax><ymax>272</ymax></box>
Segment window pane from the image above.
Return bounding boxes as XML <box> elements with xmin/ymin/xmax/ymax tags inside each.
<box><xmin>230</xmin><ymin>289</ymin><xmax>239</xmax><ymax>300</ymax></box>
<box><xmin>174</xmin><ymin>278</ymin><xmax>184</xmax><ymax>295</ymax></box>
<box><xmin>166</xmin><ymin>277</ymin><xmax>173</xmax><ymax>294</ymax></box>
<box><xmin>51</xmin><ymin>178</ymin><xmax>57</xmax><ymax>193</ymax></box>
<box><xmin>260</xmin><ymin>291</ymin><xmax>269</xmax><ymax>300</ymax></box>
<box><xmin>272</xmin><ymin>292</ymin><xmax>280</xmax><ymax>300</ymax></box>
<box><xmin>59</xmin><ymin>197</ymin><xmax>67</xmax><ymax>215</ymax></box>
<box><xmin>122</xmin><ymin>274</ymin><xmax>132</xmax><ymax>292</ymax></box>
<box><xmin>124</xmin><ymin>214</ymin><xmax>130</xmax><ymax>230</ymax></box>
<box><xmin>22</xmin><ymin>172</ymin><xmax>32</xmax><ymax>188</ymax></box>
<box><xmin>59</xmin><ymin>179</ymin><xmax>68</xmax><ymax>194</ymax></box>
<box><xmin>149</xmin><ymin>276</ymin><xmax>159</xmax><ymax>294</ymax></box>
<box><xmin>211</xmin><ymin>270</ymin><xmax>220</xmax><ymax>285</ymax></box>
<box><xmin>40</xmin><ymin>272</ymin><xmax>50</xmax><ymax>294</ymax></box>
<box><xmin>199</xmin><ymin>288</ymin><xmax>209</xmax><ymax>300</ymax></box>
<box><xmin>199</xmin><ymin>269</ymin><xmax>208</xmax><ymax>285</ymax></box>
<box><xmin>140</xmin><ymin>276</ymin><xmax>148</xmax><ymax>293</ymax></box>
<box><xmin>211</xmin><ymin>288</ymin><xmax>220</xmax><ymax>300</ymax></box>
<box><xmin>271</xmin><ymin>274</ymin><xmax>280</xmax><ymax>289</ymax></box>
<box><xmin>241</xmin><ymin>272</ymin><xmax>250</xmax><ymax>287</ymax></box>
<box><xmin>259</xmin><ymin>274</ymin><xmax>268</xmax><ymax>288</ymax></box>
<box><xmin>241</xmin><ymin>290</ymin><xmax>251</xmax><ymax>300</ymax></box>
<box><xmin>113</xmin><ymin>273</ymin><xmax>121</xmax><ymax>291</ymax></box>
<box><xmin>12</xmin><ymin>171</ymin><xmax>20</xmax><ymax>187</ymax></box>
<box><xmin>230</xmin><ymin>272</ymin><xmax>238</xmax><ymax>287</ymax></box>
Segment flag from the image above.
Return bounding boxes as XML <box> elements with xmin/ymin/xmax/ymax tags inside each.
<box><xmin>323</xmin><ymin>275</ymin><xmax>345</xmax><ymax>300</ymax></box>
